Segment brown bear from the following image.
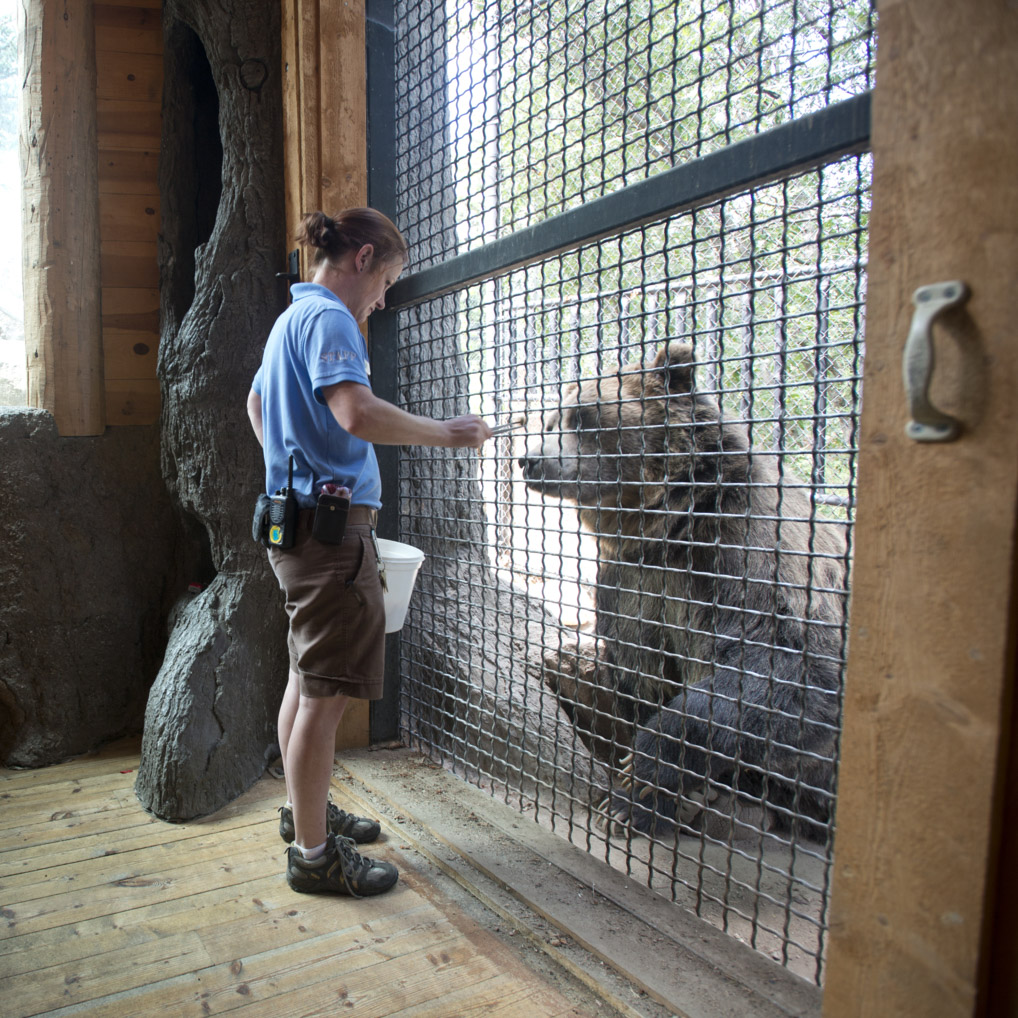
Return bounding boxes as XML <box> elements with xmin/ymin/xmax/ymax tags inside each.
<box><xmin>519</xmin><ymin>341</ymin><xmax>849</xmax><ymax>842</ymax></box>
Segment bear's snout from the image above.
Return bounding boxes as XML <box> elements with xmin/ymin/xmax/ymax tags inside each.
<box><xmin>519</xmin><ymin>451</ymin><xmax>576</xmax><ymax>494</ymax></box>
<box><xmin>519</xmin><ymin>454</ymin><xmax>548</xmax><ymax>483</ymax></box>
<box><xmin>519</xmin><ymin>421</ymin><xmax>582</xmax><ymax>495</ymax></box>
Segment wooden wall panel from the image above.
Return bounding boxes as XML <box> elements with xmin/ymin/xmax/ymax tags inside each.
<box><xmin>95</xmin><ymin>1</ymin><xmax>162</xmax><ymax>426</ymax></box>
<box><xmin>281</xmin><ymin>0</ymin><xmax>369</xmax><ymax>749</ymax></box>
<box><xmin>281</xmin><ymin>0</ymin><xmax>366</xmax><ymax>281</ymax></box>
<box><xmin>99</xmin><ymin>194</ymin><xmax>159</xmax><ymax>243</ymax></box>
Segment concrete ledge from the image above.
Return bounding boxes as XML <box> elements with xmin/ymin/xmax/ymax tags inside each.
<box><xmin>336</xmin><ymin>747</ymin><xmax>822</xmax><ymax>1018</ymax></box>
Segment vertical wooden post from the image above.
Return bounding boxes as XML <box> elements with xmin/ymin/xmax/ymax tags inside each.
<box><xmin>822</xmin><ymin>2</ymin><xmax>1018</xmax><ymax>1016</ymax></box>
<box><xmin>21</xmin><ymin>0</ymin><xmax>105</xmax><ymax>436</ymax></box>
<box><xmin>280</xmin><ymin>0</ymin><xmax>370</xmax><ymax>748</ymax></box>
<box><xmin>318</xmin><ymin>0</ymin><xmax>367</xmax><ymax>214</ymax></box>
<box><xmin>281</xmin><ymin>0</ymin><xmax>367</xmax><ymax>279</ymax></box>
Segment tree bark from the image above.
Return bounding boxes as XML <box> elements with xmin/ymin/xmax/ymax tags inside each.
<box><xmin>135</xmin><ymin>0</ymin><xmax>288</xmax><ymax>821</ymax></box>
<box><xmin>397</xmin><ymin>335</ymin><xmax>602</xmax><ymax>801</ymax></box>
<box><xmin>391</xmin><ymin>15</ymin><xmax>600</xmax><ymax>798</ymax></box>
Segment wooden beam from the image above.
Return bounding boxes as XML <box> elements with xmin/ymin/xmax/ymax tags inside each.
<box><xmin>281</xmin><ymin>0</ymin><xmax>367</xmax><ymax>280</ymax></box>
<box><xmin>319</xmin><ymin>0</ymin><xmax>367</xmax><ymax>214</ymax></box>
<box><xmin>280</xmin><ymin>0</ymin><xmax>303</xmax><ymax>271</ymax></box>
<box><xmin>280</xmin><ymin>0</ymin><xmax>370</xmax><ymax>748</ymax></box>
<box><xmin>21</xmin><ymin>0</ymin><xmax>105</xmax><ymax>436</ymax></box>
<box><xmin>822</xmin><ymin>3</ymin><xmax>1018</xmax><ymax>1016</ymax></box>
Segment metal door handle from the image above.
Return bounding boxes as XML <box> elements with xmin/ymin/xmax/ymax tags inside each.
<box><xmin>903</xmin><ymin>280</ymin><xmax>969</xmax><ymax>442</ymax></box>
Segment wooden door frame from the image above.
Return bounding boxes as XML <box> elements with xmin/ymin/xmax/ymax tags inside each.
<box><xmin>21</xmin><ymin>0</ymin><xmax>105</xmax><ymax>435</ymax></box>
<box><xmin>281</xmin><ymin>0</ymin><xmax>368</xmax><ymax>279</ymax></box>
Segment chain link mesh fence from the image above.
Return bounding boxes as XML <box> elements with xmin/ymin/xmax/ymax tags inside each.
<box><xmin>386</xmin><ymin>0</ymin><xmax>874</xmax><ymax>986</ymax></box>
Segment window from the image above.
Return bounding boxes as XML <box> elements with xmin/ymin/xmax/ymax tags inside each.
<box><xmin>0</xmin><ymin>0</ymin><xmax>23</xmax><ymax>407</ymax></box>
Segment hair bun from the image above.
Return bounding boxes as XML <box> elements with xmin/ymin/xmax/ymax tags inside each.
<box><xmin>295</xmin><ymin>207</ymin><xmax>407</xmax><ymax>273</ymax></box>
<box><xmin>298</xmin><ymin>211</ymin><xmax>335</xmax><ymax>250</ymax></box>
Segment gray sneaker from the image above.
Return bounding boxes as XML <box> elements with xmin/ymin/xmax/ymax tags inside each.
<box><xmin>278</xmin><ymin>801</ymin><xmax>382</xmax><ymax>845</ymax></box>
<box><xmin>286</xmin><ymin>833</ymin><xmax>399</xmax><ymax>896</ymax></box>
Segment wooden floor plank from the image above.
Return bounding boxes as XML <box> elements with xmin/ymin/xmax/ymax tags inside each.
<box><xmin>0</xmin><ymin>769</ymin><xmax>136</xmax><ymax>811</ymax></box>
<box><xmin>224</xmin><ymin>939</ymin><xmax>503</xmax><ymax>1018</ymax></box>
<box><xmin>0</xmin><ymin>874</ymin><xmax>425</xmax><ymax>976</ymax></box>
<box><xmin>0</xmin><ymin>772</ymin><xmax>274</xmax><ymax>831</ymax></box>
<box><xmin>0</xmin><ymin>807</ymin><xmax>270</xmax><ymax>877</ymax></box>
<box><xmin>0</xmin><ymin>738</ymin><xmax>144</xmax><ymax>787</ymax></box>
<box><xmin>0</xmin><ymin>779</ymin><xmax>282</xmax><ymax>855</ymax></box>
<box><xmin>381</xmin><ymin>973</ymin><xmax>573</xmax><ymax>1018</ymax></box>
<box><xmin>3</xmin><ymin>928</ymin><xmax>215</xmax><ymax>1016</ymax></box>
<box><xmin>0</xmin><ymin>744</ymin><xmax>598</xmax><ymax>1018</ymax></box>
<box><xmin>1</xmin><ymin>814</ymin><xmax>274</xmax><ymax>897</ymax></box>
<box><xmin>7</xmin><ymin>906</ymin><xmax>459</xmax><ymax>1017</ymax></box>
<box><xmin>45</xmin><ymin>917</ymin><xmax>468</xmax><ymax>1018</ymax></box>
<box><xmin>195</xmin><ymin>884</ymin><xmax>432</xmax><ymax>967</ymax></box>
<box><xmin>2</xmin><ymin>841</ymin><xmax>284</xmax><ymax>936</ymax></box>
<box><xmin>194</xmin><ymin>919</ymin><xmax>469</xmax><ymax>1017</ymax></box>
<box><xmin>0</xmin><ymin>787</ymin><xmax>282</xmax><ymax>871</ymax></box>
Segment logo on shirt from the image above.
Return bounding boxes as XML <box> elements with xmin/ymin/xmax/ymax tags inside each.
<box><xmin>320</xmin><ymin>349</ymin><xmax>359</xmax><ymax>364</ymax></box>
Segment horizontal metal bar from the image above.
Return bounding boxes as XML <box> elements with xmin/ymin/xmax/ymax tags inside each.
<box><xmin>388</xmin><ymin>92</ymin><xmax>871</xmax><ymax>309</ymax></box>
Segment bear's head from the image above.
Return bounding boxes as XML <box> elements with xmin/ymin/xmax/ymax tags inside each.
<box><xmin>519</xmin><ymin>341</ymin><xmax>727</xmax><ymax>514</ymax></box>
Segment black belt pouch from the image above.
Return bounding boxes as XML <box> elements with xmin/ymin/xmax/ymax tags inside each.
<box><xmin>252</xmin><ymin>494</ymin><xmax>272</xmax><ymax>544</ymax></box>
<box><xmin>312</xmin><ymin>492</ymin><xmax>350</xmax><ymax>544</ymax></box>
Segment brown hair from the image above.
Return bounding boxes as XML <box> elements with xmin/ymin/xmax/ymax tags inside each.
<box><xmin>296</xmin><ymin>208</ymin><xmax>408</xmax><ymax>271</ymax></box>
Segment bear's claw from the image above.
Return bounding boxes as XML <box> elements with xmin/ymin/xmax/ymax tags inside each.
<box><xmin>602</xmin><ymin>752</ymin><xmax>723</xmax><ymax>840</ymax></box>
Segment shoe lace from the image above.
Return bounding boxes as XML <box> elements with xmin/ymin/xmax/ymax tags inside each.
<box><xmin>326</xmin><ymin>801</ymin><xmax>351</xmax><ymax>824</ymax></box>
<box><xmin>333</xmin><ymin>836</ymin><xmax>368</xmax><ymax>898</ymax></box>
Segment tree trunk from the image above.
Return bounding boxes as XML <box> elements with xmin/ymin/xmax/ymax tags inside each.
<box><xmin>135</xmin><ymin>0</ymin><xmax>288</xmax><ymax>821</ymax></box>
<box><xmin>390</xmin><ymin>13</ymin><xmax>600</xmax><ymax>798</ymax></box>
<box><xmin>396</xmin><ymin>304</ymin><xmax>602</xmax><ymax>802</ymax></box>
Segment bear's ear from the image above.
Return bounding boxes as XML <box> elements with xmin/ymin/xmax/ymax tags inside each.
<box><xmin>650</xmin><ymin>341</ymin><xmax>695</xmax><ymax>393</ymax></box>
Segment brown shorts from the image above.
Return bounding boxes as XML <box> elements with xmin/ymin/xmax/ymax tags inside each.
<box><xmin>267</xmin><ymin>507</ymin><xmax>385</xmax><ymax>699</ymax></box>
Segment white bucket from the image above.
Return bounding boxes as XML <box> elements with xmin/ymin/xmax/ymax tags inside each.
<box><xmin>375</xmin><ymin>538</ymin><xmax>426</xmax><ymax>633</ymax></box>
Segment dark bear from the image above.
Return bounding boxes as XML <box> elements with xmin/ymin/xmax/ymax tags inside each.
<box><xmin>519</xmin><ymin>341</ymin><xmax>849</xmax><ymax>842</ymax></box>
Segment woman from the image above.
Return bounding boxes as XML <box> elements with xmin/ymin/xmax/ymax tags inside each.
<box><xmin>248</xmin><ymin>208</ymin><xmax>491</xmax><ymax>896</ymax></box>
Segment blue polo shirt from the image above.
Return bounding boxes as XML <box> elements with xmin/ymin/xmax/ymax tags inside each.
<box><xmin>253</xmin><ymin>283</ymin><xmax>381</xmax><ymax>509</ymax></box>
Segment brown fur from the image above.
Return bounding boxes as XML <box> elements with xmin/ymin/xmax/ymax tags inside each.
<box><xmin>522</xmin><ymin>341</ymin><xmax>849</xmax><ymax>840</ymax></box>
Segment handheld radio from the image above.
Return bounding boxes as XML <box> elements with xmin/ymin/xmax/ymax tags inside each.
<box><xmin>266</xmin><ymin>455</ymin><xmax>298</xmax><ymax>549</ymax></box>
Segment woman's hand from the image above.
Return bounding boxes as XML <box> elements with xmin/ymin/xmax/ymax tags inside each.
<box><xmin>442</xmin><ymin>415</ymin><xmax>492</xmax><ymax>449</ymax></box>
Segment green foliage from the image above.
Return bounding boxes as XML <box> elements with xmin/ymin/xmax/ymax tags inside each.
<box><xmin>449</xmin><ymin>0</ymin><xmax>873</xmax><ymax>239</ymax></box>
<box><xmin>444</xmin><ymin>0</ymin><xmax>874</xmax><ymax>513</ymax></box>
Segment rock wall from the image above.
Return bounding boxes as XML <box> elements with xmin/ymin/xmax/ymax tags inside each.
<box><xmin>0</xmin><ymin>409</ymin><xmax>190</xmax><ymax>765</ymax></box>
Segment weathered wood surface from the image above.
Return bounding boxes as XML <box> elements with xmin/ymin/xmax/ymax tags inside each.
<box><xmin>21</xmin><ymin>0</ymin><xmax>105</xmax><ymax>435</ymax></box>
<box><xmin>0</xmin><ymin>740</ymin><xmax>583</xmax><ymax>1018</ymax></box>
<box><xmin>822</xmin><ymin>2</ymin><xmax>1018</xmax><ymax>1016</ymax></box>
<box><xmin>280</xmin><ymin>0</ymin><xmax>367</xmax><ymax>281</ymax></box>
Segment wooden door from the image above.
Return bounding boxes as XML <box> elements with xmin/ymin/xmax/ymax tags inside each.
<box><xmin>822</xmin><ymin>2</ymin><xmax>1018</xmax><ymax>1016</ymax></box>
